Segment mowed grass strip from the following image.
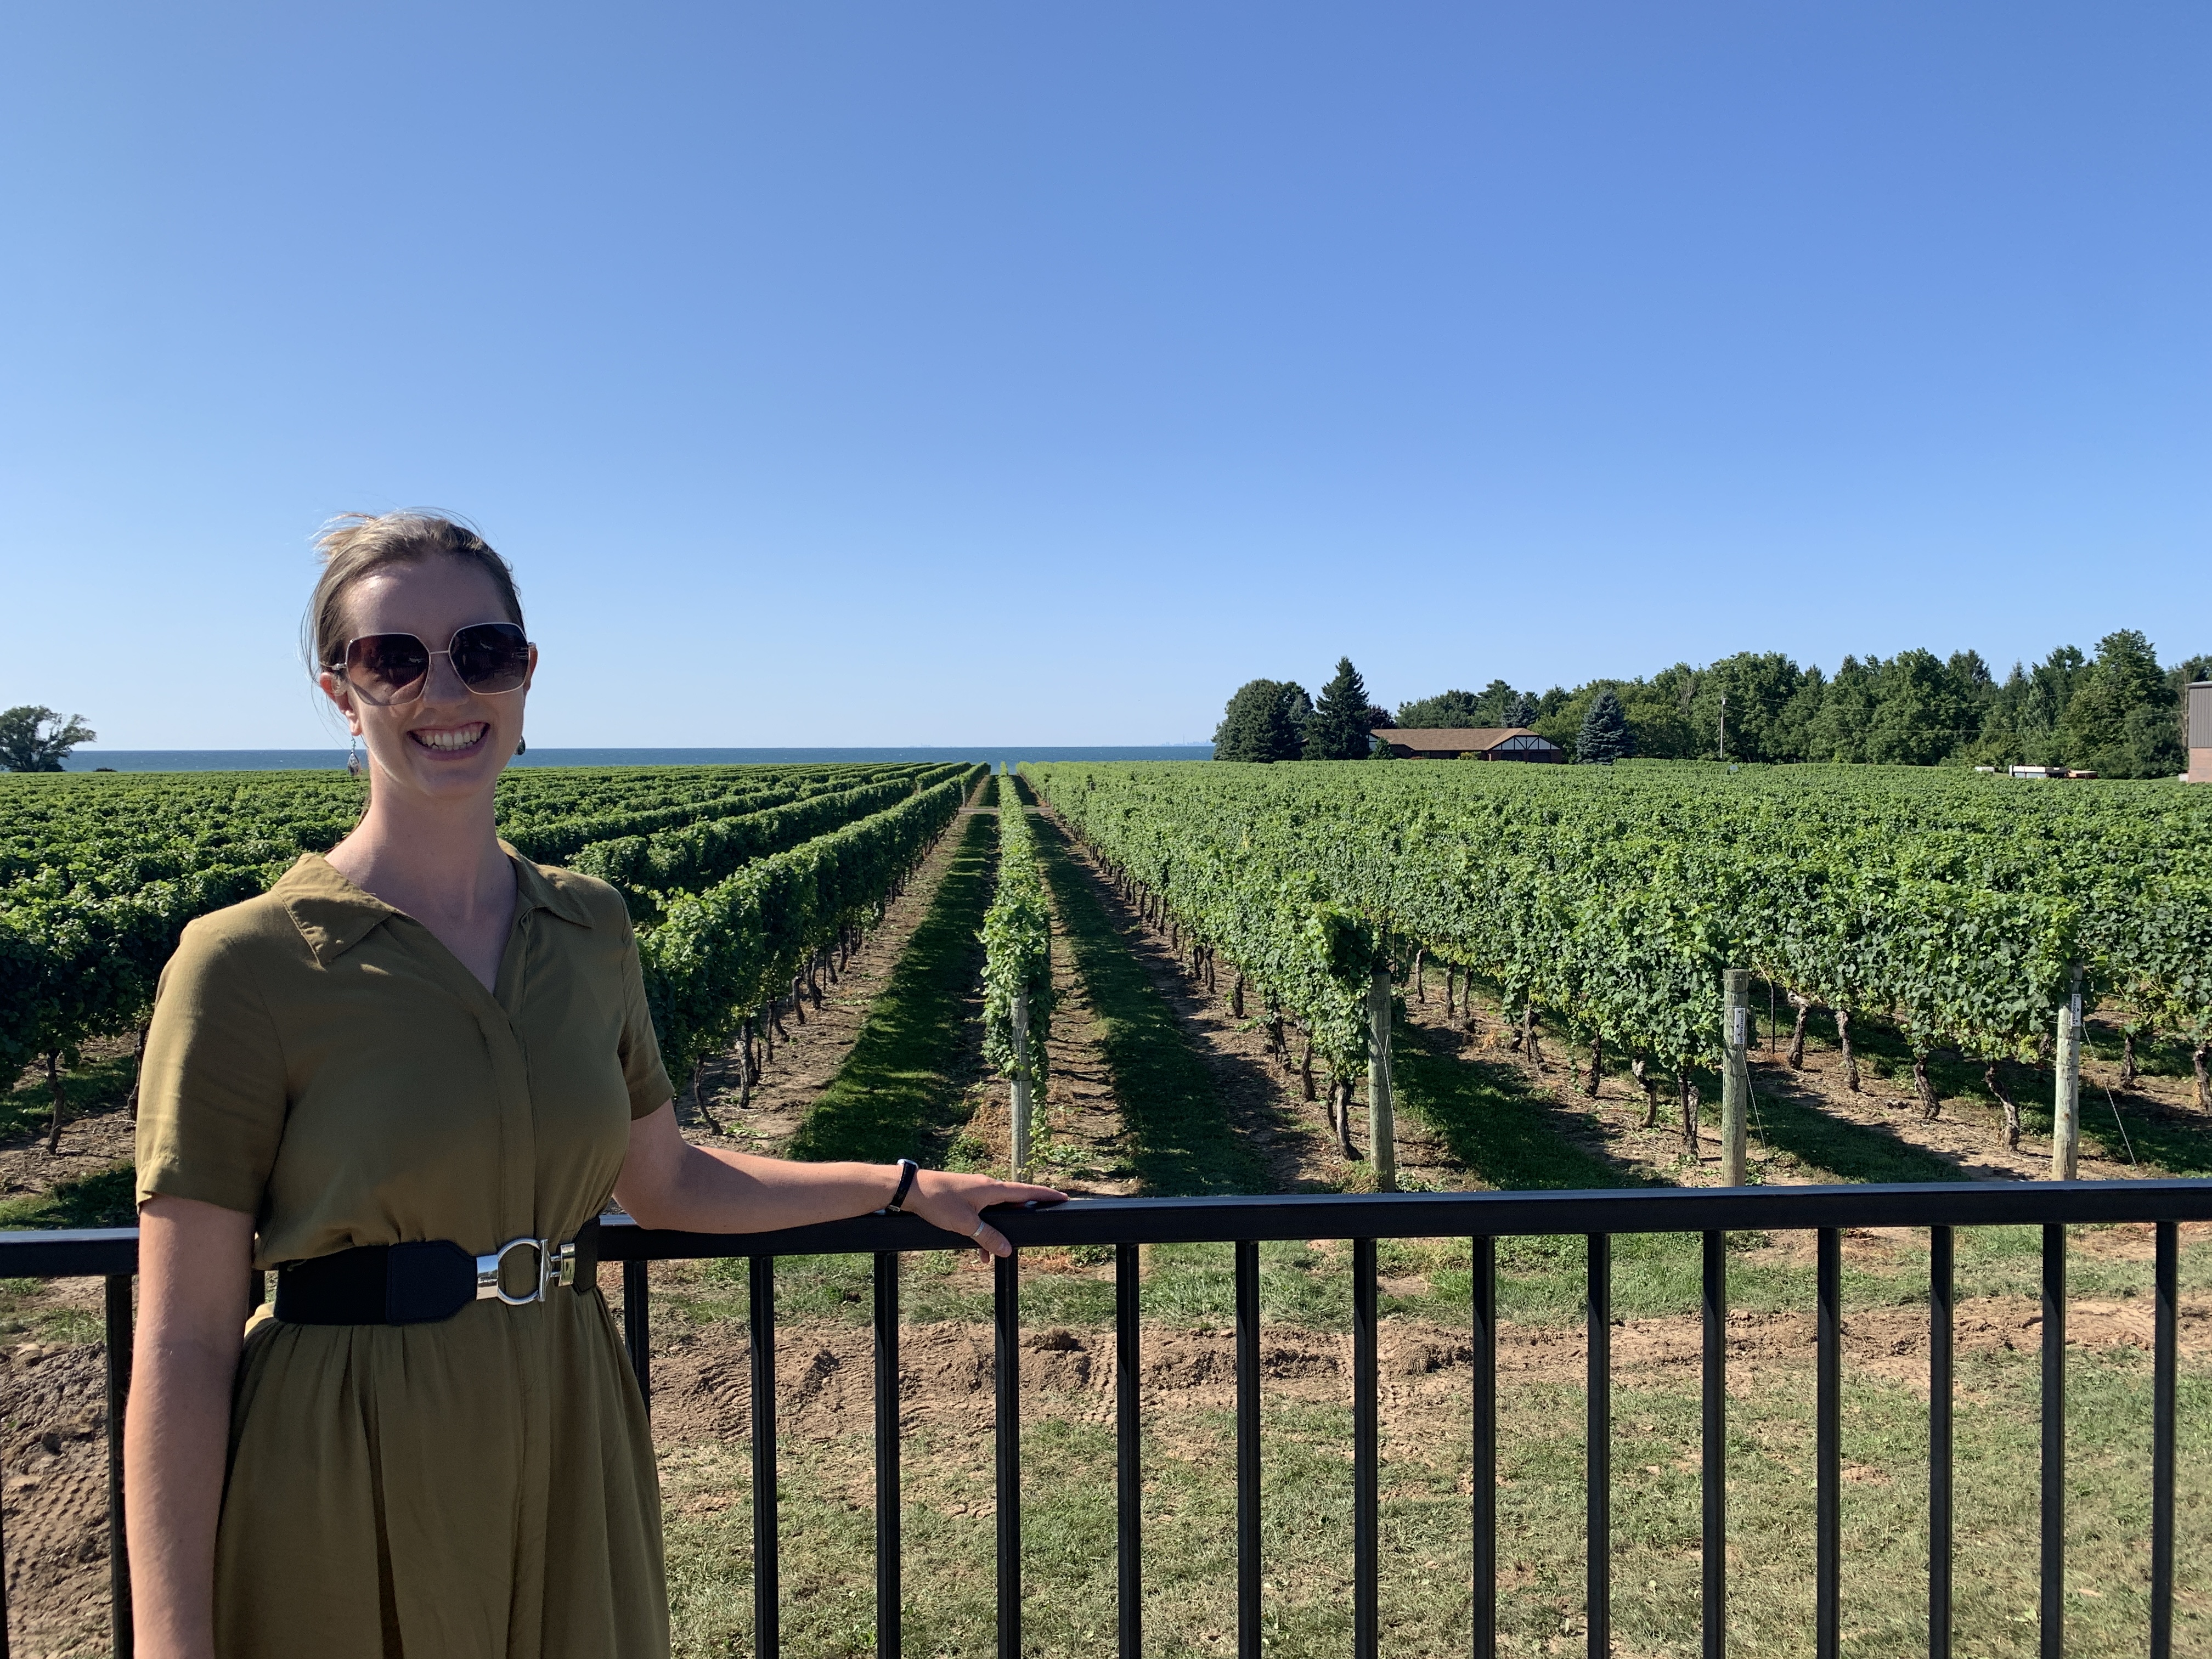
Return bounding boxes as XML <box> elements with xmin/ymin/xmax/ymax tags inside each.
<box><xmin>1027</xmin><ymin>806</ymin><xmax>1267</xmax><ymax>1196</ymax></box>
<box><xmin>786</xmin><ymin>808</ymin><xmax>997</xmax><ymax>1165</ymax></box>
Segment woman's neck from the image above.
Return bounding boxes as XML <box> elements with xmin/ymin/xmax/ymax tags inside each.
<box><xmin>325</xmin><ymin>787</ymin><xmax>511</xmax><ymax>924</ymax></box>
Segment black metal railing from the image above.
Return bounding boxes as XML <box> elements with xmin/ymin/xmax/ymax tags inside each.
<box><xmin>7</xmin><ymin>1177</ymin><xmax>2209</xmax><ymax>1658</ymax></box>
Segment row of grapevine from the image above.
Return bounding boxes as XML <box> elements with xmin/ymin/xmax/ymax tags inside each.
<box><xmin>639</xmin><ymin>767</ymin><xmax>984</xmax><ymax>1084</ymax></box>
<box><xmin>981</xmin><ymin>773</ymin><xmax>1054</xmax><ymax>1170</ymax></box>
<box><xmin>0</xmin><ymin>762</ymin><xmax>963</xmax><ymax>1079</ymax></box>
<box><xmin>567</xmin><ymin>763</ymin><xmax>972</xmax><ymax>911</ymax></box>
<box><xmin>1025</xmin><ymin>761</ymin><xmax>2212</xmax><ymax>1142</ymax></box>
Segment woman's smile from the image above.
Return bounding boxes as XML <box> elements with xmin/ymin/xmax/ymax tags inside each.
<box><xmin>408</xmin><ymin>721</ymin><xmax>490</xmax><ymax>754</ymax></box>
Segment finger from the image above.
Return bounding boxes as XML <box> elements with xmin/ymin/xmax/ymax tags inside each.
<box><xmin>969</xmin><ymin>1219</ymin><xmax>1011</xmax><ymax>1258</ymax></box>
<box><xmin>981</xmin><ymin>1183</ymin><xmax>1070</xmax><ymax>1206</ymax></box>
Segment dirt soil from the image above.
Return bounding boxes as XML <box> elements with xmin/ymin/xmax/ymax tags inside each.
<box><xmin>1040</xmin><ymin>812</ymin><xmax>1352</xmax><ymax>1192</ymax></box>
<box><xmin>646</xmin><ymin>1281</ymin><xmax>2212</xmax><ymax>1451</ymax></box>
<box><xmin>1</xmin><ymin>1037</ymin><xmax>140</xmax><ymax>1207</ymax></box>
<box><xmin>0</xmin><ymin>1289</ymin><xmax>128</xmax><ymax>1659</ymax></box>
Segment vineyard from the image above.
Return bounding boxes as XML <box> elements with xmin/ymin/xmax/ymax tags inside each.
<box><xmin>0</xmin><ymin>761</ymin><xmax>985</xmax><ymax>1125</ymax></box>
<box><xmin>1027</xmin><ymin>758</ymin><xmax>2212</xmax><ymax>1169</ymax></box>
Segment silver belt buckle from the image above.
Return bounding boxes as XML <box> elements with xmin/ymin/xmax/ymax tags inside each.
<box><xmin>476</xmin><ymin>1236</ymin><xmax>573</xmax><ymax>1306</ymax></box>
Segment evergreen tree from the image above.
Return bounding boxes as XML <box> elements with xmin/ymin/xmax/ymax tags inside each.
<box><xmin>1576</xmin><ymin>689</ymin><xmax>1632</xmax><ymax>764</ymax></box>
<box><xmin>1213</xmin><ymin>679</ymin><xmax>1311</xmax><ymax>763</ymax></box>
<box><xmin>1504</xmin><ymin>692</ymin><xmax>1538</xmax><ymax>728</ymax></box>
<box><xmin>1304</xmin><ymin>657</ymin><xmax>1376</xmax><ymax>759</ymax></box>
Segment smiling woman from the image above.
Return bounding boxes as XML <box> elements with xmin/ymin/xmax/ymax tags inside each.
<box><xmin>121</xmin><ymin>512</ymin><xmax>1062</xmax><ymax>1659</ymax></box>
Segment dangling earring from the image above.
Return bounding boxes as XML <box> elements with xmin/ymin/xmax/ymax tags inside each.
<box><xmin>515</xmin><ymin>736</ymin><xmax>527</xmax><ymax>757</ymax></box>
<box><xmin>347</xmin><ymin>735</ymin><xmax>363</xmax><ymax>778</ymax></box>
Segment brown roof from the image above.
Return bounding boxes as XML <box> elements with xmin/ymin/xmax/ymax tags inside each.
<box><xmin>1374</xmin><ymin>726</ymin><xmax>1560</xmax><ymax>751</ymax></box>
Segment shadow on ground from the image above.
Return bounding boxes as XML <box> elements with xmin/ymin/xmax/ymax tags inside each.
<box><xmin>1030</xmin><ymin>811</ymin><xmax>1271</xmax><ymax>1195</ymax></box>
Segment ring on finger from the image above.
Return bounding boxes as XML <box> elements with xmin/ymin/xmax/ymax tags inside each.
<box><xmin>971</xmin><ymin>1221</ymin><xmax>989</xmax><ymax>1240</ymax></box>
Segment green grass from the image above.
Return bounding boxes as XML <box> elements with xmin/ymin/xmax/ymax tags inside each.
<box><xmin>0</xmin><ymin>1163</ymin><xmax>139</xmax><ymax>1231</ymax></box>
<box><xmin>1028</xmin><ymin>810</ymin><xmax>1269</xmax><ymax>1196</ymax></box>
<box><xmin>659</xmin><ymin>1333</ymin><xmax>2212</xmax><ymax>1659</ymax></box>
<box><xmin>786</xmin><ymin>809</ymin><xmax>998</xmax><ymax>1165</ymax></box>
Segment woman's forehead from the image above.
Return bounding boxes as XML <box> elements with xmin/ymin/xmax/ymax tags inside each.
<box><xmin>344</xmin><ymin>559</ymin><xmax>511</xmax><ymax>635</ymax></box>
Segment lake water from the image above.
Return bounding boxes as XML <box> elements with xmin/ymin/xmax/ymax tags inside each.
<box><xmin>59</xmin><ymin>746</ymin><xmax>1214</xmax><ymax>773</ymax></box>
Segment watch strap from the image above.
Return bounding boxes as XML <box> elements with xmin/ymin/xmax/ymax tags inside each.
<box><xmin>885</xmin><ymin>1158</ymin><xmax>920</xmax><ymax>1213</ymax></box>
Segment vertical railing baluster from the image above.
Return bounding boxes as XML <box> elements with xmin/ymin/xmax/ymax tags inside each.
<box><xmin>1929</xmin><ymin>1226</ymin><xmax>1953</xmax><ymax>1659</ymax></box>
<box><xmin>1236</xmin><ymin>1238</ymin><xmax>1261</xmax><ymax>1659</ymax></box>
<box><xmin>874</xmin><ymin>1252</ymin><xmax>901</xmax><ymax>1659</ymax></box>
<box><xmin>2152</xmin><ymin>1219</ymin><xmax>2177</xmax><ymax>1659</ymax></box>
<box><xmin>623</xmin><ymin>1257</ymin><xmax>651</xmax><ymax>1408</ymax></box>
<box><xmin>104</xmin><ymin>1274</ymin><xmax>133</xmax><ymax>1659</ymax></box>
<box><xmin>1816</xmin><ymin>1228</ymin><xmax>1840</xmax><ymax>1659</ymax></box>
<box><xmin>995</xmin><ymin>1249</ymin><xmax>1021</xmax><ymax>1659</ymax></box>
<box><xmin>751</xmin><ymin>1254</ymin><xmax>779</xmax><ymax>1659</ymax></box>
<box><xmin>1587</xmin><ymin>1234</ymin><xmax>1610</xmax><ymax>1659</ymax></box>
<box><xmin>1701</xmin><ymin>1231</ymin><xmax>1724</xmax><ymax>1659</ymax></box>
<box><xmin>1471</xmin><ymin>1236</ymin><xmax>1496</xmax><ymax>1659</ymax></box>
<box><xmin>1353</xmin><ymin>1238</ymin><xmax>1380</xmax><ymax>1659</ymax></box>
<box><xmin>2040</xmin><ymin>1224</ymin><xmax>2066</xmax><ymax>1659</ymax></box>
<box><xmin>1116</xmin><ymin>1242</ymin><xmax>1142</xmax><ymax>1659</ymax></box>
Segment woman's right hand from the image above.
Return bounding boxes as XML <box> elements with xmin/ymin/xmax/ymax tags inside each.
<box><xmin>900</xmin><ymin>1167</ymin><xmax>1068</xmax><ymax>1261</ymax></box>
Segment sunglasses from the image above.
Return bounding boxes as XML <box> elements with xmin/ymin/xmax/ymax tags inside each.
<box><xmin>332</xmin><ymin>622</ymin><xmax>533</xmax><ymax>707</ymax></box>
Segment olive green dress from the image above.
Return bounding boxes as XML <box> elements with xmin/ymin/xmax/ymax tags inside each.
<box><xmin>136</xmin><ymin>851</ymin><xmax>675</xmax><ymax>1659</ymax></box>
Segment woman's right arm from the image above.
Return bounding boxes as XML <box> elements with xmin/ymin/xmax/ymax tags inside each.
<box><xmin>126</xmin><ymin>1195</ymin><xmax>254</xmax><ymax>1659</ymax></box>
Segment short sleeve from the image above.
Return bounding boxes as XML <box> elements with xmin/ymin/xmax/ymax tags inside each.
<box><xmin>134</xmin><ymin>921</ymin><xmax>289</xmax><ymax>1216</ymax></box>
<box><xmin>618</xmin><ymin>924</ymin><xmax>674</xmax><ymax>1120</ymax></box>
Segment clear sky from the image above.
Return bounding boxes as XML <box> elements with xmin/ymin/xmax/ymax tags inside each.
<box><xmin>4</xmin><ymin>2</ymin><xmax>2207</xmax><ymax>749</ymax></box>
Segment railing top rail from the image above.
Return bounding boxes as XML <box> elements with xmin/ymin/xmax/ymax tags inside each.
<box><xmin>16</xmin><ymin>1180</ymin><xmax>2212</xmax><ymax>1276</ymax></box>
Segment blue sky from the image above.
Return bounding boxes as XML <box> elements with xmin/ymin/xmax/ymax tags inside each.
<box><xmin>3</xmin><ymin>2</ymin><xmax>2207</xmax><ymax>748</ymax></box>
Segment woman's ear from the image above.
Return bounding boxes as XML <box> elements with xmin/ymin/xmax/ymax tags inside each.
<box><xmin>317</xmin><ymin>669</ymin><xmax>364</xmax><ymax>735</ymax></box>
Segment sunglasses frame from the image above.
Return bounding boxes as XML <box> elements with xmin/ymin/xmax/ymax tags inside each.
<box><xmin>330</xmin><ymin>622</ymin><xmax>534</xmax><ymax>708</ymax></box>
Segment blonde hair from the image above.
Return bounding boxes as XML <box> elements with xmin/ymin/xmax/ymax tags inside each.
<box><xmin>304</xmin><ymin>512</ymin><xmax>526</xmax><ymax>673</ymax></box>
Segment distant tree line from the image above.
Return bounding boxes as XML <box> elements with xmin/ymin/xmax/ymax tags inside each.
<box><xmin>1214</xmin><ymin>631</ymin><xmax>2210</xmax><ymax>778</ymax></box>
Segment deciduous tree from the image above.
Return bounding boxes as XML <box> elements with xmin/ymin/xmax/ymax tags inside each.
<box><xmin>0</xmin><ymin>707</ymin><xmax>96</xmax><ymax>772</ymax></box>
<box><xmin>1213</xmin><ymin>680</ymin><xmax>1310</xmax><ymax>763</ymax></box>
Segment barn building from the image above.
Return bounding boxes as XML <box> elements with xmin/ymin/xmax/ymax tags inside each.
<box><xmin>1373</xmin><ymin>726</ymin><xmax>1566</xmax><ymax>762</ymax></box>
<box><xmin>2190</xmin><ymin>680</ymin><xmax>2212</xmax><ymax>783</ymax></box>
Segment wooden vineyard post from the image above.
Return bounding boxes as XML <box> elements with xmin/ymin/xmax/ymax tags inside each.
<box><xmin>1369</xmin><ymin>967</ymin><xmax>1397</xmax><ymax>1193</ymax></box>
<box><xmin>2052</xmin><ymin>966</ymin><xmax>2083</xmax><ymax>1181</ymax></box>
<box><xmin>1720</xmin><ymin>968</ymin><xmax>1751</xmax><ymax>1186</ymax></box>
<box><xmin>1011</xmin><ymin>986</ymin><xmax>1034</xmax><ymax>1180</ymax></box>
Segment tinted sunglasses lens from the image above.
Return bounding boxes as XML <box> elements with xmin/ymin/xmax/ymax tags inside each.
<box><xmin>450</xmin><ymin>623</ymin><xmax>531</xmax><ymax>693</ymax></box>
<box><xmin>345</xmin><ymin>634</ymin><xmax>431</xmax><ymax>702</ymax></box>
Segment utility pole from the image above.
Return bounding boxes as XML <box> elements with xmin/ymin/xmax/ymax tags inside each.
<box><xmin>1718</xmin><ymin>693</ymin><xmax>1728</xmax><ymax>763</ymax></box>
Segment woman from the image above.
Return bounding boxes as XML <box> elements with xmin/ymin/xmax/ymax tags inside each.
<box><xmin>125</xmin><ymin>512</ymin><xmax>1059</xmax><ymax>1659</ymax></box>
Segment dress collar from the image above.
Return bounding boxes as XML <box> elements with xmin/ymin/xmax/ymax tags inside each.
<box><xmin>275</xmin><ymin>846</ymin><xmax>593</xmax><ymax>967</ymax></box>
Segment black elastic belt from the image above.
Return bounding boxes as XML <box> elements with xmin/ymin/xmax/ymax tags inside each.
<box><xmin>274</xmin><ymin>1220</ymin><xmax>601</xmax><ymax>1326</ymax></box>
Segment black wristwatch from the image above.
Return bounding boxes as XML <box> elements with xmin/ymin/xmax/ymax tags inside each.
<box><xmin>883</xmin><ymin>1158</ymin><xmax>920</xmax><ymax>1214</ymax></box>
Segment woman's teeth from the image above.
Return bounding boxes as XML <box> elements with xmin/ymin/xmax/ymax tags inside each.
<box><xmin>410</xmin><ymin>725</ymin><xmax>487</xmax><ymax>752</ymax></box>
